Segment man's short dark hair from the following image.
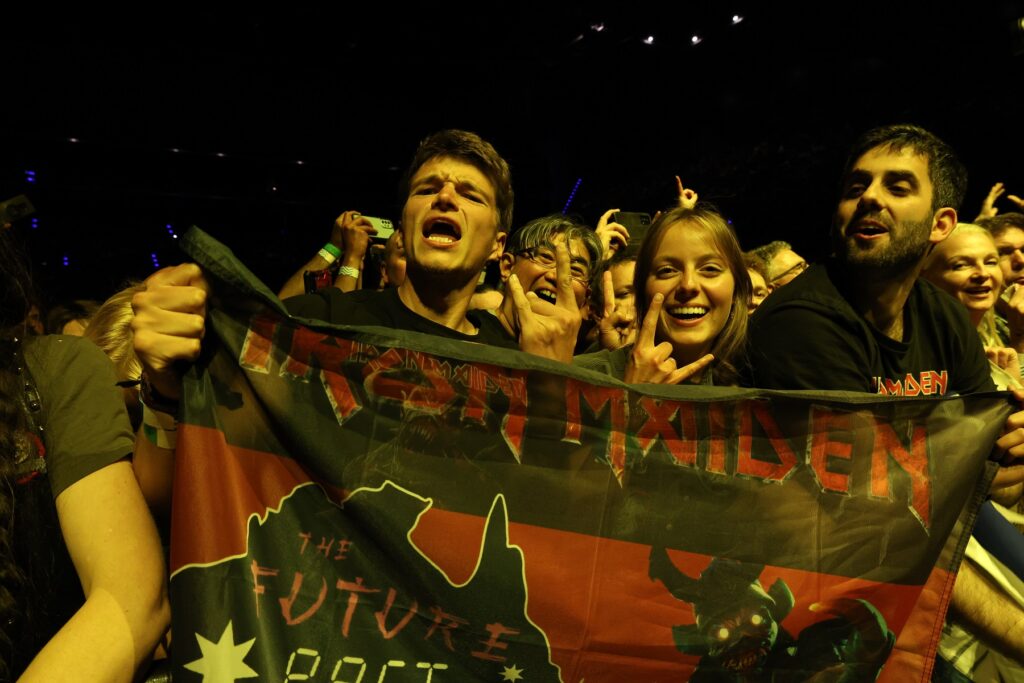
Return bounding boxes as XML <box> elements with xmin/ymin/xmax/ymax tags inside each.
<box><xmin>400</xmin><ymin>129</ymin><xmax>514</xmax><ymax>233</ymax></box>
<box><xmin>977</xmin><ymin>213</ymin><xmax>1024</xmax><ymax>239</ymax></box>
<box><xmin>842</xmin><ymin>124</ymin><xmax>967</xmax><ymax>212</ymax></box>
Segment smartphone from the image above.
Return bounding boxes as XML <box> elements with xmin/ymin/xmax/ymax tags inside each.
<box><xmin>611</xmin><ymin>211</ymin><xmax>652</xmax><ymax>246</ymax></box>
<box><xmin>0</xmin><ymin>195</ymin><xmax>35</xmax><ymax>225</ymax></box>
<box><xmin>364</xmin><ymin>216</ymin><xmax>395</xmax><ymax>242</ymax></box>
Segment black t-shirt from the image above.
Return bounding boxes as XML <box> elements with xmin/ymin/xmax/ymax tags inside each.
<box><xmin>284</xmin><ymin>287</ymin><xmax>518</xmax><ymax>349</ymax></box>
<box><xmin>746</xmin><ymin>262</ymin><xmax>994</xmax><ymax>396</ymax></box>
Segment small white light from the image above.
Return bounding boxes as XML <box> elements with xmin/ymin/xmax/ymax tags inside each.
<box><xmin>691</xmin><ymin>35</ymin><xmax>703</xmax><ymax>45</ymax></box>
<box><xmin>590</xmin><ymin>23</ymin><xmax>605</xmax><ymax>32</ymax></box>
<box><xmin>271</xmin><ymin>186</ymin><xmax>277</xmax><ymax>191</ymax></box>
<box><xmin>216</xmin><ymin>152</ymin><xmax>226</xmax><ymax>158</ymax></box>
<box><xmin>170</xmin><ymin>147</ymin><xmax>180</xmax><ymax>153</ymax></box>
<box><xmin>295</xmin><ymin>160</ymin><xmax>304</xmax><ymax>165</ymax></box>
<box><xmin>68</xmin><ymin>137</ymin><xmax>79</xmax><ymax>143</ymax></box>
<box><xmin>643</xmin><ymin>35</ymin><xmax>655</xmax><ymax>45</ymax></box>
<box><xmin>732</xmin><ymin>14</ymin><xmax>744</xmax><ymax>25</ymax></box>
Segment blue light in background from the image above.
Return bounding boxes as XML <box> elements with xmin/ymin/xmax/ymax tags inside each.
<box><xmin>24</xmin><ymin>170</ymin><xmax>36</xmax><ymax>183</ymax></box>
<box><xmin>561</xmin><ymin>177</ymin><xmax>583</xmax><ymax>215</ymax></box>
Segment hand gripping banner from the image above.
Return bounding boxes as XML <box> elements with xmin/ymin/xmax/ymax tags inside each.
<box><xmin>168</xmin><ymin>228</ymin><xmax>1006</xmax><ymax>683</ymax></box>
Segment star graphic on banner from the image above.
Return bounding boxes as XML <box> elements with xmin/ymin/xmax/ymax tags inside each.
<box><xmin>183</xmin><ymin>620</ymin><xmax>259</xmax><ymax>683</ymax></box>
<box><xmin>501</xmin><ymin>664</ymin><xmax>525</xmax><ymax>681</ymax></box>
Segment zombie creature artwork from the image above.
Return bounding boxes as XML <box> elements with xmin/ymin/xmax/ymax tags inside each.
<box><xmin>648</xmin><ymin>547</ymin><xmax>894</xmax><ymax>682</ymax></box>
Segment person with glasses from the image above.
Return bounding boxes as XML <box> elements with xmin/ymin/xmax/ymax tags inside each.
<box><xmin>494</xmin><ymin>214</ymin><xmax>602</xmax><ymax>363</ymax></box>
<box><xmin>751</xmin><ymin>240</ymin><xmax>808</xmax><ymax>290</ymax></box>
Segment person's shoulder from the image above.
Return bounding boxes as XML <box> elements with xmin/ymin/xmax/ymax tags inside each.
<box><xmin>283</xmin><ymin>287</ymin><xmax>388</xmax><ymax>323</ymax></box>
<box><xmin>750</xmin><ymin>263</ymin><xmax>857</xmax><ymax>334</ymax></box>
<box><xmin>573</xmin><ymin>345</ymin><xmax>630</xmax><ymax>379</ymax></box>
<box><xmin>468</xmin><ymin>309</ymin><xmax>518</xmax><ymax>349</ymax></box>
<box><xmin>25</xmin><ymin>334</ymin><xmax>111</xmax><ymax>375</ymax></box>
<box><xmin>911</xmin><ymin>277</ymin><xmax>974</xmax><ymax>325</ymax></box>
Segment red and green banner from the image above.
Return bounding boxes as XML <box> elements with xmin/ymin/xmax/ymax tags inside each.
<box><xmin>169</xmin><ymin>229</ymin><xmax>1005</xmax><ymax>682</ymax></box>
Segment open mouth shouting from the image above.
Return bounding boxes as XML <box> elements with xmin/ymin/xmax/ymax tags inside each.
<box><xmin>423</xmin><ymin>217</ymin><xmax>462</xmax><ymax>246</ymax></box>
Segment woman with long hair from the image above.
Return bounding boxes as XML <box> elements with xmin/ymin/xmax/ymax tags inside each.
<box><xmin>576</xmin><ymin>205</ymin><xmax>751</xmax><ymax>385</ymax></box>
<box><xmin>0</xmin><ymin>230</ymin><xmax>167</xmax><ymax>681</ymax></box>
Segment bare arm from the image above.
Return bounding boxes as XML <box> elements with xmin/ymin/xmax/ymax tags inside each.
<box><xmin>19</xmin><ymin>461</ymin><xmax>170</xmax><ymax>682</ymax></box>
<box><xmin>278</xmin><ymin>211</ymin><xmax>376</xmax><ymax>299</ymax></box>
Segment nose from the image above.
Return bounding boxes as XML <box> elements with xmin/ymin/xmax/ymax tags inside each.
<box><xmin>857</xmin><ymin>181</ymin><xmax>884</xmax><ymax>209</ymax></box>
<box><xmin>1012</xmin><ymin>250</ymin><xmax>1024</xmax><ymax>270</ymax></box>
<box><xmin>433</xmin><ymin>181</ymin><xmax>458</xmax><ymax>209</ymax></box>
<box><xmin>675</xmin><ymin>269</ymin><xmax>701</xmax><ymax>298</ymax></box>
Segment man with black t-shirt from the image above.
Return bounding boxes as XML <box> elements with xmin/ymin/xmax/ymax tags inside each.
<box><xmin>748</xmin><ymin>124</ymin><xmax>1024</xmax><ymax>668</ymax></box>
<box><xmin>130</xmin><ymin>129</ymin><xmax>588</xmax><ymax>503</ymax></box>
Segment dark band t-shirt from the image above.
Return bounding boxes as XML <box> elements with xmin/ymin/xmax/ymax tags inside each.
<box><xmin>746</xmin><ymin>261</ymin><xmax>994</xmax><ymax>396</ymax></box>
<box><xmin>284</xmin><ymin>287</ymin><xmax>518</xmax><ymax>349</ymax></box>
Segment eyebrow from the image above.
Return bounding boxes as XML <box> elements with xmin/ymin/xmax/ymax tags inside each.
<box><xmin>413</xmin><ymin>173</ymin><xmax>491</xmax><ymax>199</ymax></box>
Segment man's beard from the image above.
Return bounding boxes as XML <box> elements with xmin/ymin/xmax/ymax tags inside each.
<box><xmin>833</xmin><ymin>211</ymin><xmax>933</xmax><ymax>275</ymax></box>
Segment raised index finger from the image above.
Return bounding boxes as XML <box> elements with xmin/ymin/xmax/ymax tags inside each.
<box><xmin>638</xmin><ymin>293</ymin><xmax>664</xmax><ymax>348</ymax></box>
<box><xmin>554</xmin><ymin>240</ymin><xmax>578</xmax><ymax>312</ymax></box>
<box><xmin>601</xmin><ymin>270</ymin><xmax>616</xmax><ymax>319</ymax></box>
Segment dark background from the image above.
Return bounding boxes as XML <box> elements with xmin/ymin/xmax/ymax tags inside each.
<box><xmin>4</xmin><ymin>3</ymin><xmax>1024</xmax><ymax>305</ymax></box>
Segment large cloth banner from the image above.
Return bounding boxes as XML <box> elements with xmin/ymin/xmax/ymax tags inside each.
<box><xmin>170</xmin><ymin>229</ymin><xmax>1006</xmax><ymax>682</ymax></box>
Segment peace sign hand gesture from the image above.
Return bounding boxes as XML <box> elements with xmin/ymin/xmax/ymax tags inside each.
<box><xmin>624</xmin><ymin>293</ymin><xmax>714</xmax><ymax>384</ymax></box>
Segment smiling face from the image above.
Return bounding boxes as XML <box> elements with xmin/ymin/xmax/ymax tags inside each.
<box><xmin>923</xmin><ymin>229</ymin><xmax>1003</xmax><ymax>326</ymax></box>
<box><xmin>644</xmin><ymin>221</ymin><xmax>736</xmax><ymax>365</ymax></box>
<box><xmin>400</xmin><ymin>156</ymin><xmax>505</xmax><ymax>289</ymax></box>
<box><xmin>500</xmin><ymin>232</ymin><xmax>593</xmax><ymax>310</ymax></box>
<box><xmin>834</xmin><ymin>147</ymin><xmax>948</xmax><ymax>273</ymax></box>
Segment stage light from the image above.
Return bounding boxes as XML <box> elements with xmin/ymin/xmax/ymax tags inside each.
<box><xmin>691</xmin><ymin>35</ymin><xmax>703</xmax><ymax>45</ymax></box>
<box><xmin>24</xmin><ymin>170</ymin><xmax>36</xmax><ymax>183</ymax></box>
<box><xmin>590</xmin><ymin>23</ymin><xmax>605</xmax><ymax>32</ymax></box>
<box><xmin>732</xmin><ymin>15</ymin><xmax>743</xmax><ymax>25</ymax></box>
<box><xmin>643</xmin><ymin>35</ymin><xmax>655</xmax><ymax>45</ymax></box>
<box><xmin>68</xmin><ymin>137</ymin><xmax>79</xmax><ymax>143</ymax></box>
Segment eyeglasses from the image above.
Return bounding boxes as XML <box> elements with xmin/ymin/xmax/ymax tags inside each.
<box><xmin>516</xmin><ymin>248</ymin><xmax>591</xmax><ymax>286</ymax></box>
<box><xmin>769</xmin><ymin>260</ymin><xmax>808</xmax><ymax>286</ymax></box>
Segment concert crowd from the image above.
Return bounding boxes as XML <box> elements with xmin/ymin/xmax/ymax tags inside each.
<box><xmin>3</xmin><ymin>124</ymin><xmax>1024</xmax><ymax>681</ymax></box>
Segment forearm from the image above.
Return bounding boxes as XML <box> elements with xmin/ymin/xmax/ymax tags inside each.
<box><xmin>24</xmin><ymin>462</ymin><xmax>171</xmax><ymax>682</ymax></box>
<box><xmin>950</xmin><ymin>560</ymin><xmax>1024</xmax><ymax>664</ymax></box>
<box><xmin>19</xmin><ymin>585</ymin><xmax>169</xmax><ymax>683</ymax></box>
<box><xmin>278</xmin><ymin>253</ymin><xmax>333</xmax><ymax>299</ymax></box>
<box><xmin>332</xmin><ymin>251</ymin><xmax>364</xmax><ymax>294</ymax></box>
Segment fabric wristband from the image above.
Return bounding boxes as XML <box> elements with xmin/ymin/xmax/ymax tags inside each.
<box><xmin>337</xmin><ymin>265</ymin><xmax>360</xmax><ymax>279</ymax></box>
<box><xmin>319</xmin><ymin>242</ymin><xmax>342</xmax><ymax>264</ymax></box>
<box><xmin>141</xmin><ymin>403</ymin><xmax>178</xmax><ymax>449</ymax></box>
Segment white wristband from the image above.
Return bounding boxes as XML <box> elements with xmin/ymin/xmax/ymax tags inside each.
<box><xmin>338</xmin><ymin>265</ymin><xmax>360</xmax><ymax>279</ymax></box>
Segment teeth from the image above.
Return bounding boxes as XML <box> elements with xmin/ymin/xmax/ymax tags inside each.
<box><xmin>669</xmin><ymin>306</ymin><xmax>708</xmax><ymax>316</ymax></box>
<box><xmin>427</xmin><ymin>235</ymin><xmax>456</xmax><ymax>244</ymax></box>
<box><xmin>535</xmin><ymin>290</ymin><xmax>557</xmax><ymax>304</ymax></box>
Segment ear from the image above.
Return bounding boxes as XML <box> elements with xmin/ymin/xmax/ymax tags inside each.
<box><xmin>499</xmin><ymin>252</ymin><xmax>516</xmax><ymax>283</ymax></box>
<box><xmin>929</xmin><ymin>208</ymin><xmax>957</xmax><ymax>244</ymax></box>
<box><xmin>489</xmin><ymin>231</ymin><xmax>507</xmax><ymax>263</ymax></box>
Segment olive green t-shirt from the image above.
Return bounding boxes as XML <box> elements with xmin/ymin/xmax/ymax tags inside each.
<box><xmin>24</xmin><ymin>335</ymin><xmax>134</xmax><ymax>498</ymax></box>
